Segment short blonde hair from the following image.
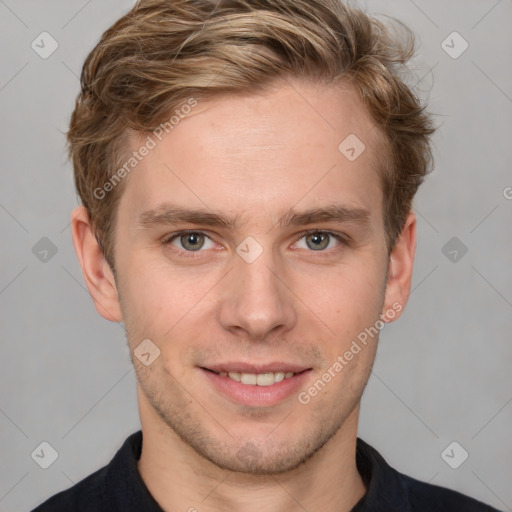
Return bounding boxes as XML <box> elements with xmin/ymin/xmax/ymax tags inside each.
<box><xmin>68</xmin><ymin>0</ymin><xmax>435</xmax><ymax>269</ymax></box>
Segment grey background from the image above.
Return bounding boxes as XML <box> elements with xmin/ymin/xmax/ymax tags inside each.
<box><xmin>1</xmin><ymin>0</ymin><xmax>511</xmax><ymax>511</ymax></box>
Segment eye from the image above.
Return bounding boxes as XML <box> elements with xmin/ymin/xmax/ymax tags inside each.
<box><xmin>165</xmin><ymin>231</ymin><xmax>216</xmax><ymax>253</ymax></box>
<box><xmin>294</xmin><ymin>231</ymin><xmax>344</xmax><ymax>251</ymax></box>
<box><xmin>162</xmin><ymin>229</ymin><xmax>346</xmax><ymax>257</ymax></box>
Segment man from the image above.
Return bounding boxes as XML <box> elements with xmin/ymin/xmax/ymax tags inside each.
<box><xmin>33</xmin><ymin>0</ymin><xmax>501</xmax><ymax>510</ymax></box>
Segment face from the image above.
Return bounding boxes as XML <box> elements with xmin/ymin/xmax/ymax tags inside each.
<box><xmin>79</xmin><ymin>79</ymin><xmax>414</xmax><ymax>475</ymax></box>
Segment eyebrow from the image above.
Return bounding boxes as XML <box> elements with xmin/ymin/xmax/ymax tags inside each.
<box><xmin>137</xmin><ymin>203</ymin><xmax>371</xmax><ymax>231</ymax></box>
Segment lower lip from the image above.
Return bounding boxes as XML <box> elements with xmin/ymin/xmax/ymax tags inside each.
<box><xmin>201</xmin><ymin>368</ymin><xmax>312</xmax><ymax>407</ymax></box>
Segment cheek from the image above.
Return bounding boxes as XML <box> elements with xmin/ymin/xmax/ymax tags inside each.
<box><xmin>115</xmin><ymin>253</ymin><xmax>167</xmax><ymax>339</ymax></box>
<box><xmin>117</xmin><ymin>253</ymin><xmax>220</xmax><ymax>340</ymax></box>
<box><xmin>305</xmin><ymin>261</ymin><xmax>385</xmax><ymax>330</ymax></box>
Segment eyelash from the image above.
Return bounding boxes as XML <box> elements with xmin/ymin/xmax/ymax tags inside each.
<box><xmin>161</xmin><ymin>229</ymin><xmax>349</xmax><ymax>258</ymax></box>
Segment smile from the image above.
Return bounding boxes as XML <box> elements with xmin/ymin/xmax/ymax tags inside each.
<box><xmin>201</xmin><ymin>365</ymin><xmax>312</xmax><ymax>406</ymax></box>
<box><xmin>214</xmin><ymin>370</ymin><xmax>296</xmax><ymax>386</ymax></box>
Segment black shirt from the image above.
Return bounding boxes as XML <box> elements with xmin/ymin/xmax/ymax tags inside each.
<box><xmin>32</xmin><ymin>431</ymin><xmax>501</xmax><ymax>511</ymax></box>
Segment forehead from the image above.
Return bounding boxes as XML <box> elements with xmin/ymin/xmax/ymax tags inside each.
<box><xmin>118</xmin><ymin>79</ymin><xmax>385</xmax><ymax>228</ymax></box>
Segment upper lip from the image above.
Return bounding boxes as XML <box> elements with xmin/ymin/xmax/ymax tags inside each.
<box><xmin>202</xmin><ymin>362</ymin><xmax>311</xmax><ymax>374</ymax></box>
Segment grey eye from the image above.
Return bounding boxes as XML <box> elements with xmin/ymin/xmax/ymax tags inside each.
<box><xmin>300</xmin><ymin>232</ymin><xmax>339</xmax><ymax>251</ymax></box>
<box><xmin>180</xmin><ymin>233</ymin><xmax>204</xmax><ymax>251</ymax></box>
<box><xmin>169</xmin><ymin>232</ymin><xmax>215</xmax><ymax>252</ymax></box>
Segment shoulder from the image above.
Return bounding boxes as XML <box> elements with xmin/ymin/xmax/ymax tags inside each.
<box><xmin>401</xmin><ymin>472</ymin><xmax>501</xmax><ymax>511</ymax></box>
<box><xmin>31</xmin><ymin>431</ymin><xmax>144</xmax><ymax>512</ymax></box>
<box><xmin>31</xmin><ymin>464</ymin><xmax>109</xmax><ymax>511</ymax></box>
<box><xmin>355</xmin><ymin>438</ymin><xmax>502</xmax><ymax>511</ymax></box>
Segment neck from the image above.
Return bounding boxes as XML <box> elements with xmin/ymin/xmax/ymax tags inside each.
<box><xmin>137</xmin><ymin>391</ymin><xmax>366</xmax><ymax>512</ymax></box>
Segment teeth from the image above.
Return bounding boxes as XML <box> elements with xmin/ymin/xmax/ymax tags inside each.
<box><xmin>241</xmin><ymin>373</ymin><xmax>257</xmax><ymax>385</ymax></box>
<box><xmin>274</xmin><ymin>372</ymin><xmax>285</xmax><ymax>383</ymax></box>
<box><xmin>220</xmin><ymin>371</ymin><xmax>296</xmax><ymax>386</ymax></box>
<box><xmin>256</xmin><ymin>373</ymin><xmax>274</xmax><ymax>386</ymax></box>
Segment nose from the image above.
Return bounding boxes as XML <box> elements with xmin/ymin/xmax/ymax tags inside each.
<box><xmin>217</xmin><ymin>249</ymin><xmax>297</xmax><ymax>341</ymax></box>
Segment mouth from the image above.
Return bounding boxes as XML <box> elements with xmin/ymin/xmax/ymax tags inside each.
<box><xmin>199</xmin><ymin>363</ymin><xmax>313</xmax><ymax>406</ymax></box>
<box><xmin>202</xmin><ymin>368</ymin><xmax>302</xmax><ymax>386</ymax></box>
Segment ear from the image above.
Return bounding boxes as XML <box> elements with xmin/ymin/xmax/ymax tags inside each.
<box><xmin>70</xmin><ymin>205</ymin><xmax>123</xmax><ymax>322</ymax></box>
<box><xmin>380</xmin><ymin>211</ymin><xmax>416</xmax><ymax>323</ymax></box>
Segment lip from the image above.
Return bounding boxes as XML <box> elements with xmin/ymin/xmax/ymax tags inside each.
<box><xmin>200</xmin><ymin>365</ymin><xmax>312</xmax><ymax>407</ymax></box>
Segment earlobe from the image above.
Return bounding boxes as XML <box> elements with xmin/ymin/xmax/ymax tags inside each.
<box><xmin>381</xmin><ymin>212</ymin><xmax>416</xmax><ymax>323</ymax></box>
<box><xmin>70</xmin><ymin>205</ymin><xmax>123</xmax><ymax>323</ymax></box>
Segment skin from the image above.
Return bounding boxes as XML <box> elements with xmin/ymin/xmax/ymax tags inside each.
<box><xmin>71</xmin><ymin>78</ymin><xmax>416</xmax><ymax>512</ymax></box>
